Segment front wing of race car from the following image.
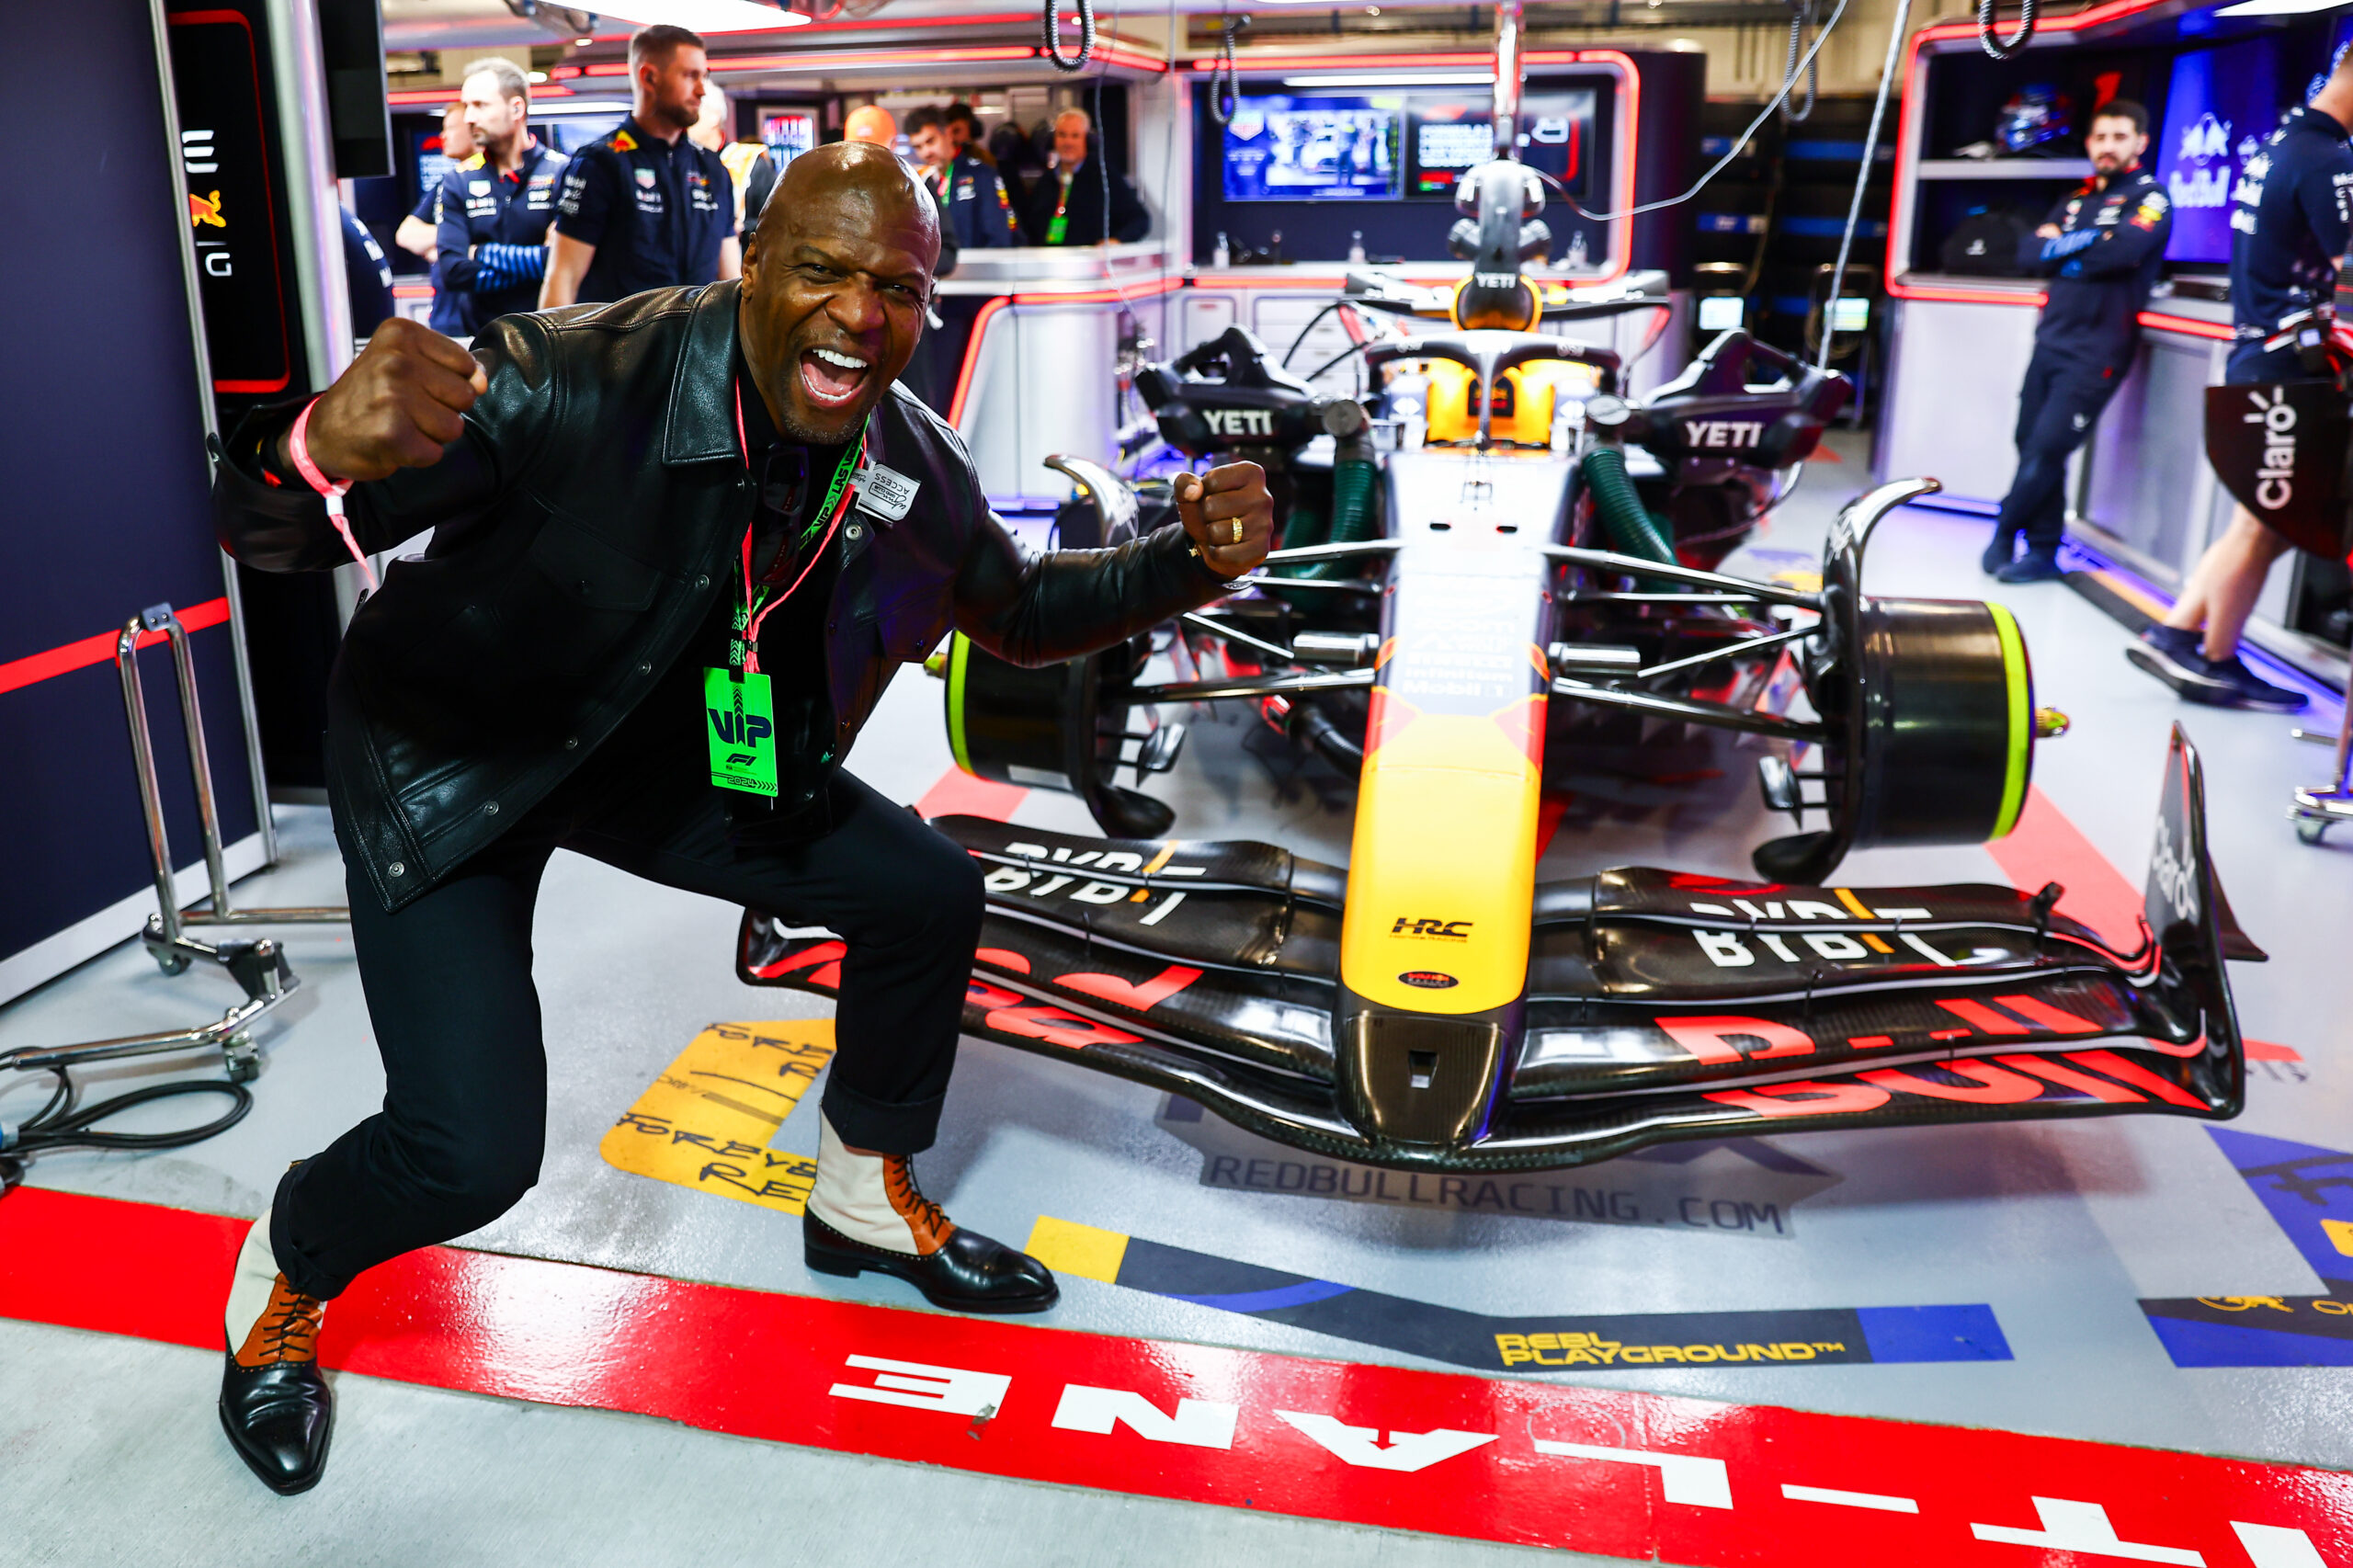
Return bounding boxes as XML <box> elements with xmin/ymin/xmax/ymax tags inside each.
<box><xmin>739</xmin><ymin>725</ymin><xmax>2257</xmax><ymax>1173</ymax></box>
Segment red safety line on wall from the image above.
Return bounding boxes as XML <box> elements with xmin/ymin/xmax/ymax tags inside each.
<box><xmin>0</xmin><ymin>597</ymin><xmax>231</xmax><ymax>699</ymax></box>
<box><xmin>1</xmin><ymin>1184</ymin><xmax>2345</xmax><ymax>1562</ymax></box>
<box><xmin>947</xmin><ymin>276</ymin><xmax>1188</xmax><ymax>432</ymax></box>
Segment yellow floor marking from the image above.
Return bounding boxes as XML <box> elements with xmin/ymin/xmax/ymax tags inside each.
<box><xmin>1024</xmin><ymin>1215</ymin><xmax>1131</xmax><ymax>1283</ymax></box>
<box><xmin>2325</xmin><ymin>1217</ymin><xmax>2353</xmax><ymax>1258</ymax></box>
<box><xmin>599</xmin><ymin>1020</ymin><xmax>835</xmax><ymax>1215</ymax></box>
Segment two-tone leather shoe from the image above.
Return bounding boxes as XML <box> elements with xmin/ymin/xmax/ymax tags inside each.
<box><xmin>802</xmin><ymin>1111</ymin><xmax>1057</xmax><ymax>1313</ymax></box>
<box><xmin>805</xmin><ymin>1210</ymin><xmax>1058</xmax><ymax>1313</ymax></box>
<box><xmin>218</xmin><ymin>1274</ymin><xmax>332</xmax><ymax>1494</ymax></box>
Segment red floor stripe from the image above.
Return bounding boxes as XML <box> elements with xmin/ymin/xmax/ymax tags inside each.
<box><xmin>4</xmin><ymin>1186</ymin><xmax>2347</xmax><ymax>1562</ymax></box>
<box><xmin>915</xmin><ymin>767</ymin><xmax>1029</xmax><ymax>823</ymax></box>
<box><xmin>1984</xmin><ymin>785</ymin><xmax>2146</xmax><ymax>952</ymax></box>
<box><xmin>0</xmin><ymin>597</ymin><xmax>232</xmax><ymax>697</ymax></box>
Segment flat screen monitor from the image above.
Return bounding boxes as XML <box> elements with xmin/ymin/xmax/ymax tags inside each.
<box><xmin>1407</xmin><ymin>89</ymin><xmax>1595</xmax><ymax>199</ymax></box>
<box><xmin>2157</xmin><ymin>36</ymin><xmax>2282</xmax><ymax>266</ymax></box>
<box><xmin>1221</xmin><ymin>95</ymin><xmax>1401</xmax><ymax>201</ymax></box>
<box><xmin>762</xmin><ymin>109</ymin><xmax>818</xmax><ymax>166</ymax></box>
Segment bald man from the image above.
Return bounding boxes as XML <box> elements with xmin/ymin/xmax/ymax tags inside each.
<box><xmin>205</xmin><ymin>142</ymin><xmax>1272</xmax><ymax>1496</ymax></box>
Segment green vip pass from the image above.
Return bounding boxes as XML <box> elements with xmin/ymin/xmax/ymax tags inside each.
<box><xmin>704</xmin><ymin>665</ymin><xmax>777</xmax><ymax>796</ymax></box>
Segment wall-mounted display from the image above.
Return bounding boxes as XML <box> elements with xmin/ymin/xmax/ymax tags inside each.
<box><xmin>1221</xmin><ymin>95</ymin><xmax>1400</xmax><ymax>202</ymax></box>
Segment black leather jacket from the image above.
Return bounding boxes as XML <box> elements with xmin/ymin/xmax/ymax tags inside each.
<box><xmin>212</xmin><ymin>280</ymin><xmax>1225</xmax><ymax>912</ymax></box>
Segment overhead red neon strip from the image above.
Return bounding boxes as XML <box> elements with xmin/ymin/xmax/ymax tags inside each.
<box><xmin>0</xmin><ymin>598</ymin><xmax>232</xmax><ymax>699</ymax></box>
<box><xmin>1889</xmin><ymin>0</ymin><xmax>2174</xmax><ymax>298</ymax></box>
<box><xmin>387</xmin><ymin>84</ymin><xmax>573</xmax><ymax>105</ymax></box>
<box><xmin>3</xmin><ymin>1185</ymin><xmax>2349</xmax><ymax>1563</ymax></box>
<box><xmin>1188</xmin><ymin>48</ymin><xmax>1589</xmax><ymax>72</ymax></box>
<box><xmin>709</xmin><ymin>45</ymin><xmax>1038</xmax><ymax>73</ymax></box>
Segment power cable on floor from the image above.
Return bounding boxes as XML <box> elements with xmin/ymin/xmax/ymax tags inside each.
<box><xmin>0</xmin><ymin>1068</ymin><xmax>253</xmax><ymax>1196</ymax></box>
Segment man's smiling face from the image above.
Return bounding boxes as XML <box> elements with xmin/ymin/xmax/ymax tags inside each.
<box><xmin>739</xmin><ymin>142</ymin><xmax>939</xmax><ymax>445</ymax></box>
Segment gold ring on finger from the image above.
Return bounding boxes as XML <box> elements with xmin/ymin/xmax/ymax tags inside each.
<box><xmin>1229</xmin><ymin>517</ymin><xmax>1245</xmax><ymax>544</ymax></box>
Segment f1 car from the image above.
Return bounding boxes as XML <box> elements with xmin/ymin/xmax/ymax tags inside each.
<box><xmin>737</xmin><ymin>159</ymin><xmax>2260</xmax><ymax>1173</ymax></box>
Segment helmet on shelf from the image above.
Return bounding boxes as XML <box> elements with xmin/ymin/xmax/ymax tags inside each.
<box><xmin>1995</xmin><ymin>85</ymin><xmax>2074</xmax><ymax>155</ymax></box>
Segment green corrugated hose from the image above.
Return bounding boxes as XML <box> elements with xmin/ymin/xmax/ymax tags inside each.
<box><xmin>1307</xmin><ymin>455</ymin><xmax>1380</xmax><ymax>580</ymax></box>
<box><xmin>1579</xmin><ymin>447</ymin><xmax>1678</xmax><ymax>570</ymax></box>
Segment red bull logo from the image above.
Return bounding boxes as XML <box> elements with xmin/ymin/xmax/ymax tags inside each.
<box><xmin>188</xmin><ymin>189</ymin><xmax>225</xmax><ymax>229</ymax></box>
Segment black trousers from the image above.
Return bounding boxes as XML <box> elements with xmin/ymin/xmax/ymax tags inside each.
<box><xmin>1994</xmin><ymin>345</ymin><xmax>2126</xmax><ymax>552</ymax></box>
<box><xmin>273</xmin><ymin>760</ymin><xmax>983</xmax><ymax>1301</ymax></box>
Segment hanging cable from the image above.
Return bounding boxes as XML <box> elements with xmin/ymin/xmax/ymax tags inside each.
<box><xmin>1978</xmin><ymin>0</ymin><xmax>2035</xmax><ymax>61</ymax></box>
<box><xmin>1558</xmin><ymin>0</ymin><xmax>1852</xmax><ymax>223</ymax></box>
<box><xmin>1818</xmin><ymin>0</ymin><xmax>1912</xmax><ymax>372</ymax></box>
<box><xmin>1780</xmin><ymin>0</ymin><xmax>1818</xmax><ymax>123</ymax></box>
<box><xmin>1208</xmin><ymin>13</ymin><xmax>1242</xmax><ymax>127</ymax></box>
<box><xmin>0</xmin><ymin>1069</ymin><xmax>254</xmax><ymax>1196</ymax></box>
<box><xmin>1045</xmin><ymin>0</ymin><xmax>1096</xmax><ymax>72</ymax></box>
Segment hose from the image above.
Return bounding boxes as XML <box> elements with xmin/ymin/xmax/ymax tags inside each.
<box><xmin>0</xmin><ymin>1068</ymin><xmax>254</xmax><ymax>1196</ymax></box>
<box><xmin>1780</xmin><ymin>0</ymin><xmax>1818</xmax><ymax>123</ymax></box>
<box><xmin>1044</xmin><ymin>0</ymin><xmax>1096</xmax><ymax>72</ymax></box>
<box><xmin>1579</xmin><ymin>447</ymin><xmax>1678</xmax><ymax>571</ymax></box>
<box><xmin>1209</xmin><ymin>16</ymin><xmax>1241</xmax><ymax>126</ymax></box>
<box><xmin>1302</xmin><ymin>453</ymin><xmax>1379</xmax><ymax>580</ymax></box>
<box><xmin>1978</xmin><ymin>0</ymin><xmax>2034</xmax><ymax>60</ymax></box>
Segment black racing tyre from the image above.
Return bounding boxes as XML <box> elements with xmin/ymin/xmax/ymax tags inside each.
<box><xmin>1753</xmin><ymin>594</ymin><xmax>2034</xmax><ymax>881</ymax></box>
<box><xmin>940</xmin><ymin>477</ymin><xmax>1174</xmax><ymax>836</ymax></box>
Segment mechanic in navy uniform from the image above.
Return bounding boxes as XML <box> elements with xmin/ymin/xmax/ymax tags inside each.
<box><xmin>906</xmin><ymin>105</ymin><xmax>1018</xmax><ymax>250</ymax></box>
<box><xmin>395</xmin><ymin>104</ymin><xmax>473</xmax><ymax>335</ymax></box>
<box><xmin>2130</xmin><ymin>60</ymin><xmax>2353</xmax><ymax>710</ymax></box>
<box><xmin>1981</xmin><ymin>101</ymin><xmax>2171</xmax><ymax>584</ymax></box>
<box><xmin>541</xmin><ymin>25</ymin><xmax>739</xmax><ymax>308</ymax></box>
<box><xmin>431</xmin><ymin>59</ymin><xmax>564</xmax><ymax>335</ymax></box>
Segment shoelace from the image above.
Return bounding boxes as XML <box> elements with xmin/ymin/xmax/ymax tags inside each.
<box><xmin>256</xmin><ymin>1288</ymin><xmax>323</xmax><ymax>1364</ymax></box>
<box><xmin>883</xmin><ymin>1155</ymin><xmax>950</xmax><ymax>1239</ymax></box>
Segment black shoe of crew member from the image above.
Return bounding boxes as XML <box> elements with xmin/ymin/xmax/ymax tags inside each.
<box><xmin>1984</xmin><ymin>102</ymin><xmax>2171</xmax><ymax>575</ymax></box>
<box><xmin>206</xmin><ymin>141</ymin><xmax>1273</xmax><ymax>1492</ymax></box>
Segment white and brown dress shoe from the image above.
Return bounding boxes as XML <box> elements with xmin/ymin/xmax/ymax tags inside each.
<box><xmin>803</xmin><ymin>1112</ymin><xmax>1057</xmax><ymax>1313</ymax></box>
<box><xmin>218</xmin><ymin>1207</ymin><xmax>333</xmax><ymax>1494</ymax></box>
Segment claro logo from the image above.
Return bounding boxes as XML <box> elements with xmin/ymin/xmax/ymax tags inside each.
<box><xmin>2244</xmin><ymin>386</ymin><xmax>2299</xmax><ymax>510</ymax></box>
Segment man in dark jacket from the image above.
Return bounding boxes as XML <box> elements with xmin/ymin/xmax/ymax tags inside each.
<box><xmin>1982</xmin><ymin>100</ymin><xmax>2171</xmax><ymax>583</ymax></box>
<box><xmin>1022</xmin><ymin>108</ymin><xmax>1151</xmax><ymax>245</ymax></box>
<box><xmin>205</xmin><ymin>142</ymin><xmax>1270</xmax><ymax>1496</ymax></box>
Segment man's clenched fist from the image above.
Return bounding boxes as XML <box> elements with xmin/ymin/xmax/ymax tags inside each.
<box><xmin>1174</xmin><ymin>461</ymin><xmax>1274</xmax><ymax>577</ymax></box>
<box><xmin>278</xmin><ymin>317</ymin><xmax>489</xmax><ymax>483</ymax></box>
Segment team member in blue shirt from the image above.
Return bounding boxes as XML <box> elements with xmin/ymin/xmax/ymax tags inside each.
<box><xmin>906</xmin><ymin>106</ymin><xmax>1017</xmax><ymax>250</ymax></box>
<box><xmin>432</xmin><ymin>59</ymin><xmax>564</xmax><ymax>335</ymax></box>
<box><xmin>1983</xmin><ymin>102</ymin><xmax>2171</xmax><ymax>584</ymax></box>
<box><xmin>542</xmin><ymin>25</ymin><xmax>739</xmax><ymax>307</ymax></box>
<box><xmin>2131</xmin><ymin>62</ymin><xmax>2353</xmax><ymax>710</ymax></box>
<box><xmin>396</xmin><ymin>104</ymin><xmax>473</xmax><ymax>335</ymax></box>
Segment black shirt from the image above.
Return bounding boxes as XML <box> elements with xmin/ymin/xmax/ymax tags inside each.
<box><xmin>552</xmin><ymin>117</ymin><xmax>735</xmax><ymax>302</ymax></box>
<box><xmin>585</xmin><ymin>348</ymin><xmax>848</xmax><ymax>826</ymax></box>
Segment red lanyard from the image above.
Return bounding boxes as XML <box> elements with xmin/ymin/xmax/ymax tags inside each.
<box><xmin>732</xmin><ymin>381</ymin><xmax>864</xmax><ymax>676</ymax></box>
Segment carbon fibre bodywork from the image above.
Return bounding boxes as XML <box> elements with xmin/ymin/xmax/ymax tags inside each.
<box><xmin>740</xmin><ymin>724</ymin><xmax>2253</xmax><ymax>1173</ymax></box>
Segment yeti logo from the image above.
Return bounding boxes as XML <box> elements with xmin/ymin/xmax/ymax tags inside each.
<box><xmin>1683</xmin><ymin>420</ymin><xmax>1764</xmax><ymax>449</ymax></box>
<box><xmin>2244</xmin><ymin>387</ymin><xmax>2299</xmax><ymax>510</ymax></box>
<box><xmin>1203</xmin><ymin>408</ymin><xmax>1276</xmax><ymax>439</ymax></box>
